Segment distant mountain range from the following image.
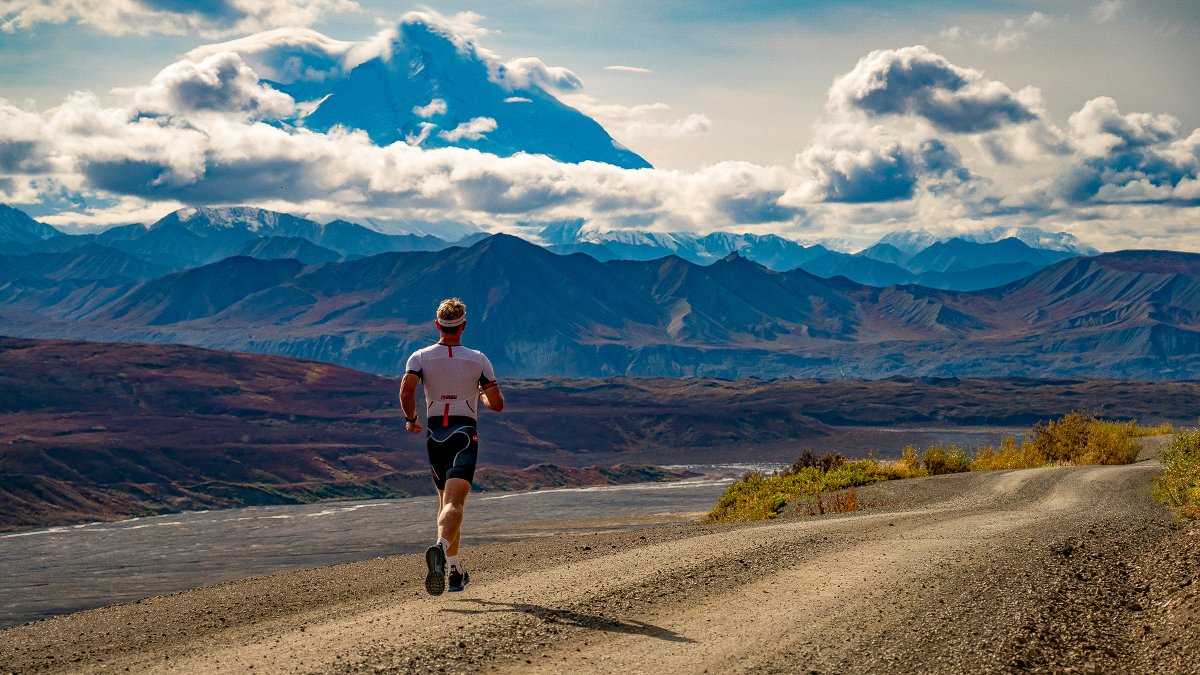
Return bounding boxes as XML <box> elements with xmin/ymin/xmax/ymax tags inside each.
<box><xmin>1</xmin><ymin>204</ymin><xmax>1196</xmax><ymax>380</ymax></box>
<box><xmin>2</xmin><ymin>204</ymin><xmax>1100</xmax><ymax>290</ymax></box>
<box><xmin>542</xmin><ymin>220</ymin><xmax>1095</xmax><ymax>290</ymax></box>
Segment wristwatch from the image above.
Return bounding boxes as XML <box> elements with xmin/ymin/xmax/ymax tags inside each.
<box><xmin>405</xmin><ymin>415</ymin><xmax>417</xmax><ymax>424</ymax></box>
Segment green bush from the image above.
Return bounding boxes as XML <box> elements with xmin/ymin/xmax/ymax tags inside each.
<box><xmin>1153</xmin><ymin>429</ymin><xmax>1200</xmax><ymax>519</ymax></box>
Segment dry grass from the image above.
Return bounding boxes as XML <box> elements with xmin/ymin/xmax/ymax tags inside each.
<box><xmin>707</xmin><ymin>412</ymin><xmax>1171</xmax><ymax>523</ymax></box>
<box><xmin>972</xmin><ymin>436</ymin><xmax>1046</xmax><ymax>471</ymax></box>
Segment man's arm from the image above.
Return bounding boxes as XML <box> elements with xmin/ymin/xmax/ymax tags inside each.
<box><xmin>480</xmin><ymin>381</ymin><xmax>504</xmax><ymax>412</ymax></box>
<box><xmin>399</xmin><ymin>372</ymin><xmax>422</xmax><ymax>433</ymax></box>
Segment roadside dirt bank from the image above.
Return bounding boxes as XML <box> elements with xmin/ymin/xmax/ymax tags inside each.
<box><xmin>1</xmin><ymin>458</ymin><xmax>1196</xmax><ymax>674</ymax></box>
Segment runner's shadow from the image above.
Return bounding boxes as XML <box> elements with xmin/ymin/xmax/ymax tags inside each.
<box><xmin>443</xmin><ymin>598</ymin><xmax>697</xmax><ymax>643</ymax></box>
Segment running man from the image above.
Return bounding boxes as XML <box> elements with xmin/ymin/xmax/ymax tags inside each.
<box><xmin>399</xmin><ymin>298</ymin><xmax>505</xmax><ymax>595</ymax></box>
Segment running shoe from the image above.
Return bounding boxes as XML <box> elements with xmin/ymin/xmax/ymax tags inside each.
<box><xmin>424</xmin><ymin>544</ymin><xmax>446</xmax><ymax>596</ymax></box>
<box><xmin>448</xmin><ymin>566</ymin><xmax>470</xmax><ymax>592</ymax></box>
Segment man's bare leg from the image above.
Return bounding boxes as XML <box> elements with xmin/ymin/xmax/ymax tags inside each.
<box><xmin>438</xmin><ymin>478</ymin><xmax>470</xmax><ymax>553</ymax></box>
<box><xmin>435</xmin><ymin>487</ymin><xmax>465</xmax><ymax>555</ymax></box>
<box><xmin>427</xmin><ymin>479</ymin><xmax>470</xmax><ymax>595</ymax></box>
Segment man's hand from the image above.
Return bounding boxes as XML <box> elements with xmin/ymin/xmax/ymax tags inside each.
<box><xmin>400</xmin><ymin>372</ymin><xmax>422</xmax><ymax>433</ymax></box>
<box><xmin>480</xmin><ymin>384</ymin><xmax>504</xmax><ymax>412</ymax></box>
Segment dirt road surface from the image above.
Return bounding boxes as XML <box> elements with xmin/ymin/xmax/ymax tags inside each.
<box><xmin>2</xmin><ymin>457</ymin><xmax>1197</xmax><ymax>674</ymax></box>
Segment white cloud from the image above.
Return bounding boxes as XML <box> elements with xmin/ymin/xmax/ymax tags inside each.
<box><xmin>499</xmin><ymin>57</ymin><xmax>583</xmax><ymax>92</ymax></box>
<box><xmin>398</xmin><ymin>10</ymin><xmax>494</xmax><ymax>54</ymax></box>
<box><xmin>565</xmin><ymin>97</ymin><xmax>711</xmax><ymax>141</ymax></box>
<box><xmin>133</xmin><ymin>52</ymin><xmax>295</xmax><ymax>120</ymax></box>
<box><xmin>386</xmin><ymin>11</ymin><xmax>583</xmax><ymax>95</ymax></box>
<box><xmin>828</xmin><ymin>46</ymin><xmax>1040</xmax><ymax>133</ymax></box>
<box><xmin>504</xmin><ymin>97</ymin><xmax>533</xmax><ymax>104</ymax></box>
<box><xmin>405</xmin><ymin>122</ymin><xmax>435</xmax><ymax>147</ymax></box>
<box><xmin>605</xmin><ymin>65</ymin><xmax>652</xmax><ymax>74</ymax></box>
<box><xmin>1061</xmin><ymin>97</ymin><xmax>1199</xmax><ymax>205</ymax></box>
<box><xmin>1069</xmin><ymin>96</ymin><xmax>1179</xmax><ymax>156</ymax></box>
<box><xmin>1</xmin><ymin>17</ymin><xmax>1198</xmax><ymax>253</ymax></box>
<box><xmin>940</xmin><ymin>12</ymin><xmax>1051</xmax><ymax>52</ymax></box>
<box><xmin>627</xmin><ymin>113</ymin><xmax>713</xmax><ymax>139</ymax></box>
<box><xmin>1091</xmin><ymin>1</ymin><xmax>1123</xmax><ymax>23</ymax></box>
<box><xmin>438</xmin><ymin>117</ymin><xmax>497</xmax><ymax>142</ymax></box>
<box><xmin>787</xmin><ymin>122</ymin><xmax>937</xmax><ymax>205</ymax></box>
<box><xmin>184</xmin><ymin>28</ymin><xmax>355</xmax><ymax>86</ymax></box>
<box><xmin>0</xmin><ymin>0</ymin><xmax>359</xmax><ymax>38</ymax></box>
<box><xmin>413</xmin><ymin>99</ymin><xmax>447</xmax><ymax>119</ymax></box>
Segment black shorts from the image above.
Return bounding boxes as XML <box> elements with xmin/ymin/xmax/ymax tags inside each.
<box><xmin>427</xmin><ymin>415</ymin><xmax>478</xmax><ymax>491</ymax></box>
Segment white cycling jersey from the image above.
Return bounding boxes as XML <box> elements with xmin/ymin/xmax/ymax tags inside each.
<box><xmin>405</xmin><ymin>342</ymin><xmax>498</xmax><ymax>425</ymax></box>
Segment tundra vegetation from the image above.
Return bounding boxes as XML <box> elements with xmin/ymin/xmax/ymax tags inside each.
<box><xmin>1153</xmin><ymin>427</ymin><xmax>1200</xmax><ymax>520</ymax></box>
<box><xmin>707</xmin><ymin>412</ymin><xmax>1175</xmax><ymax>523</ymax></box>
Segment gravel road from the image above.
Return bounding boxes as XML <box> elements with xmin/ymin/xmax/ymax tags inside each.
<box><xmin>2</xmin><ymin>457</ymin><xmax>1196</xmax><ymax>674</ymax></box>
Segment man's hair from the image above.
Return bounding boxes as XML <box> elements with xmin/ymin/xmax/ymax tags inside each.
<box><xmin>436</xmin><ymin>297</ymin><xmax>466</xmax><ymax>332</ymax></box>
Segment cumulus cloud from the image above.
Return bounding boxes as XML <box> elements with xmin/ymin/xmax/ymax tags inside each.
<box><xmin>789</xmin><ymin>125</ymin><xmax>918</xmax><ymax>204</ymax></box>
<box><xmin>184</xmin><ymin>28</ymin><xmax>355</xmax><ymax>88</ymax></box>
<box><xmin>1</xmin><ymin>16</ymin><xmax>1197</xmax><ymax>252</ymax></box>
<box><xmin>0</xmin><ymin>102</ymin><xmax>56</xmax><ymax>174</ymax></box>
<box><xmin>1069</xmin><ymin>96</ymin><xmax>1179</xmax><ymax>155</ymax></box>
<box><xmin>0</xmin><ymin>85</ymin><xmax>802</xmax><ymax>232</ymax></box>
<box><xmin>438</xmin><ymin>117</ymin><xmax>498</xmax><ymax>142</ymax></box>
<box><xmin>1060</xmin><ymin>97</ymin><xmax>1199</xmax><ymax>204</ymax></box>
<box><xmin>133</xmin><ymin>52</ymin><xmax>295</xmax><ymax>119</ymax></box>
<box><xmin>829</xmin><ymin>46</ymin><xmax>1039</xmax><ymax>133</ymax></box>
<box><xmin>0</xmin><ymin>0</ymin><xmax>359</xmax><ymax>38</ymax></box>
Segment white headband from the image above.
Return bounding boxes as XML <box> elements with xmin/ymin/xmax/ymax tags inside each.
<box><xmin>437</xmin><ymin>314</ymin><xmax>466</xmax><ymax>328</ymax></box>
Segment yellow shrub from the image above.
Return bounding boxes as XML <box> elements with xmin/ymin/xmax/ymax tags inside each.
<box><xmin>1079</xmin><ymin>421</ymin><xmax>1142</xmax><ymax>465</ymax></box>
<box><xmin>921</xmin><ymin>443</ymin><xmax>971</xmax><ymax>475</ymax></box>
<box><xmin>971</xmin><ymin>436</ymin><xmax>1045</xmax><ymax>470</ymax></box>
<box><xmin>1153</xmin><ymin>429</ymin><xmax>1200</xmax><ymax>519</ymax></box>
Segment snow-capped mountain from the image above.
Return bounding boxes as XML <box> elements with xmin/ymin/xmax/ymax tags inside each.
<box><xmin>0</xmin><ymin>203</ymin><xmax>60</xmax><ymax>245</ymax></box>
<box><xmin>876</xmin><ymin>231</ymin><xmax>943</xmax><ymax>257</ymax></box>
<box><xmin>876</xmin><ymin>227</ymin><xmax>1095</xmax><ymax>257</ymax></box>
<box><xmin>534</xmin><ymin>220</ymin><xmax>1094</xmax><ymax>289</ymax></box>
<box><xmin>83</xmin><ymin>206</ymin><xmax>456</xmax><ymax>269</ymax></box>
<box><xmin>290</xmin><ymin>17</ymin><xmax>650</xmax><ymax>169</ymax></box>
<box><xmin>537</xmin><ymin>221</ymin><xmax>826</xmax><ymax>270</ymax></box>
<box><xmin>153</xmin><ymin>206</ymin><xmax>324</xmax><ymax>239</ymax></box>
<box><xmin>962</xmin><ymin>226</ymin><xmax>1098</xmax><ymax>255</ymax></box>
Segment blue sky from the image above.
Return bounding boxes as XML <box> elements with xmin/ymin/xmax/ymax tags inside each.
<box><xmin>1</xmin><ymin>1</ymin><xmax>1197</xmax><ymax>250</ymax></box>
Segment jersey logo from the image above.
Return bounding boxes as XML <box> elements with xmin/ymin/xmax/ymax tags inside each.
<box><xmin>441</xmin><ymin>394</ymin><xmax>458</xmax><ymax>399</ymax></box>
